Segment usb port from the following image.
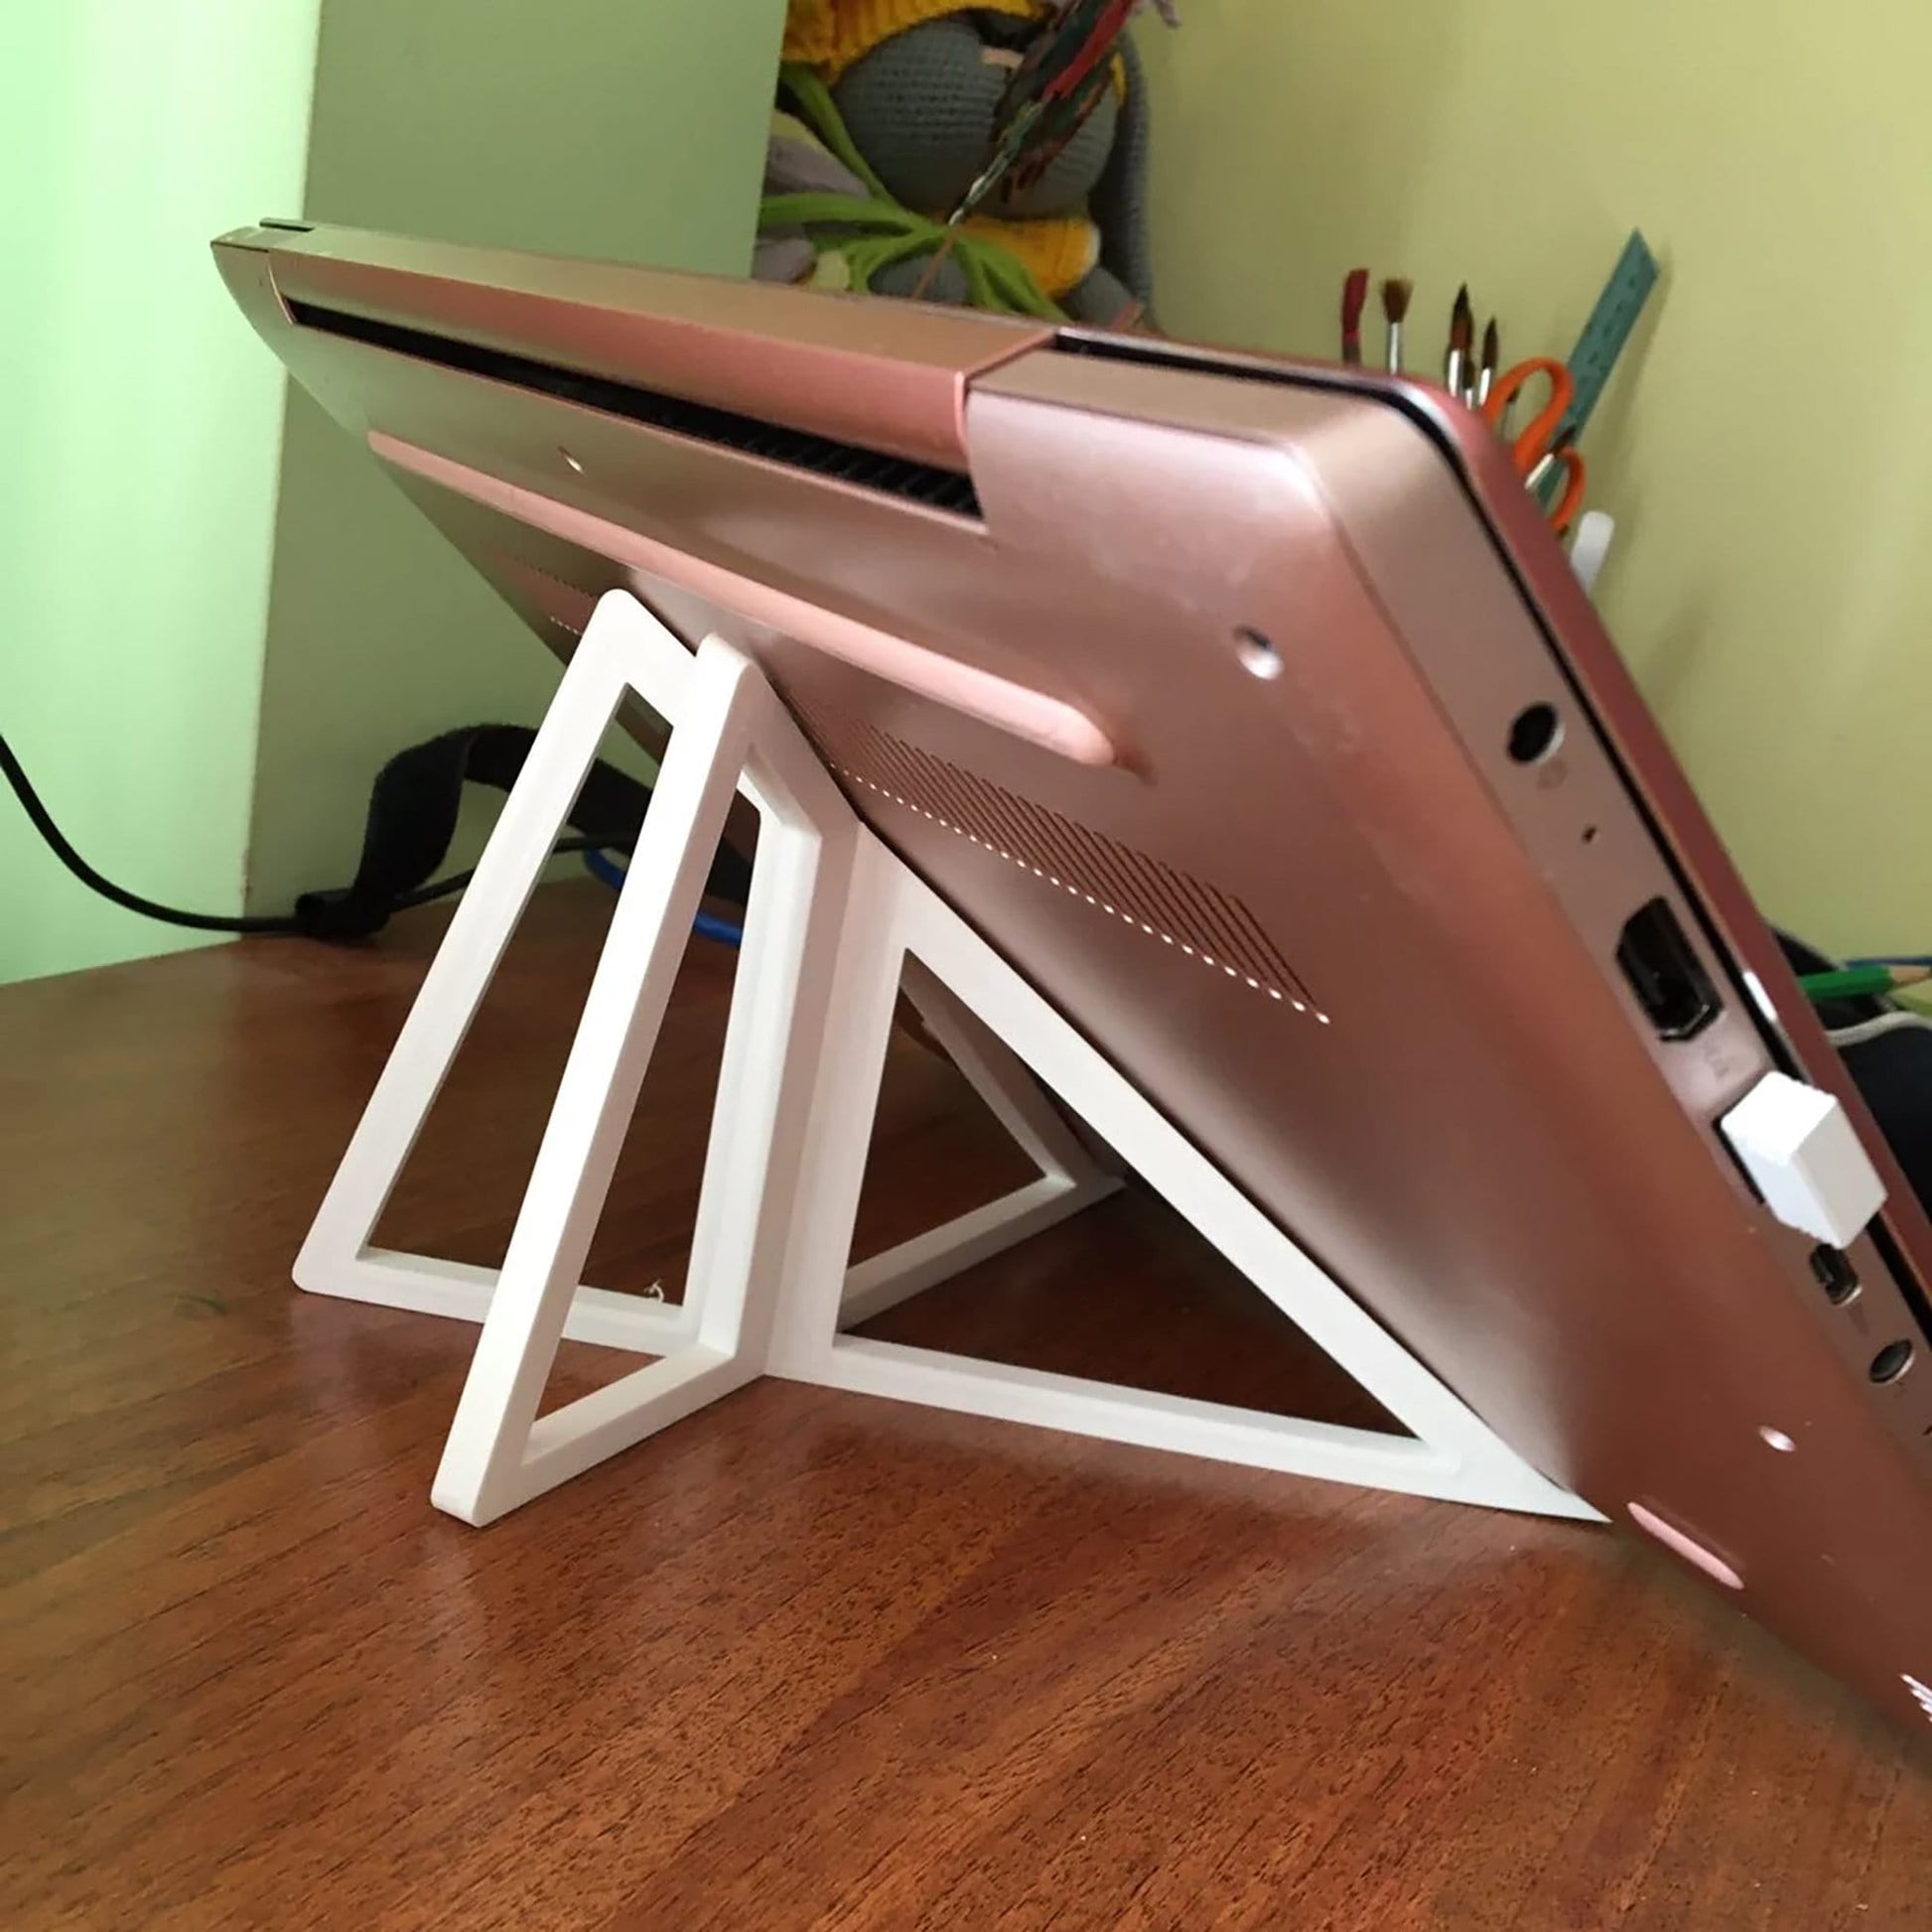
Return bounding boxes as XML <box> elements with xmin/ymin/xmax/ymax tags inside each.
<box><xmin>1616</xmin><ymin>897</ymin><xmax>1722</xmax><ymax>1040</ymax></box>
<box><xmin>1809</xmin><ymin>1244</ymin><xmax>1861</xmax><ymax>1306</ymax></box>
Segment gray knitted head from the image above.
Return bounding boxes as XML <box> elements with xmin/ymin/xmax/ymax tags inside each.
<box><xmin>832</xmin><ymin>14</ymin><xmax>1152</xmax><ymax>304</ymax></box>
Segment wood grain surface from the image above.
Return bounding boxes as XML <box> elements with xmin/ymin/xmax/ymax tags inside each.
<box><xmin>2</xmin><ymin>883</ymin><xmax>1927</xmax><ymax>1930</ymax></box>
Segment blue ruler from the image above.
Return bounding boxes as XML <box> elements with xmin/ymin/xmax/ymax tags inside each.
<box><xmin>1559</xmin><ymin>229</ymin><xmax>1658</xmax><ymax>444</ymax></box>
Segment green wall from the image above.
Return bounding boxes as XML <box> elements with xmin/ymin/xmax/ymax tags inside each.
<box><xmin>0</xmin><ymin>3</ymin><xmax>320</xmax><ymax>982</ymax></box>
<box><xmin>244</xmin><ymin>0</ymin><xmax>787</xmax><ymax>913</ymax></box>
<box><xmin>1142</xmin><ymin>0</ymin><xmax>1932</xmax><ymax>955</ymax></box>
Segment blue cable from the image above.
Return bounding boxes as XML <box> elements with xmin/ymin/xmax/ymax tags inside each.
<box><xmin>581</xmin><ymin>846</ymin><xmax>627</xmax><ymax>894</ymax></box>
<box><xmin>582</xmin><ymin>848</ymin><xmax>745</xmax><ymax>948</ymax></box>
<box><xmin>693</xmin><ymin>908</ymin><xmax>746</xmax><ymax>948</ymax></box>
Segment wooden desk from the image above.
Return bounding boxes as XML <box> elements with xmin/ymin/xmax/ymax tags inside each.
<box><xmin>3</xmin><ymin>884</ymin><xmax>1927</xmax><ymax>1929</ymax></box>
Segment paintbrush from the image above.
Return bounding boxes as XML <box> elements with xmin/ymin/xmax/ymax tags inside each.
<box><xmin>1445</xmin><ymin>284</ymin><xmax>1473</xmax><ymax>401</ymax></box>
<box><xmin>1340</xmin><ymin>267</ymin><xmax>1370</xmax><ymax>365</ymax></box>
<box><xmin>1476</xmin><ymin>317</ymin><xmax>1500</xmax><ymax>409</ymax></box>
<box><xmin>1381</xmin><ymin>276</ymin><xmax>1413</xmax><ymax>374</ymax></box>
<box><xmin>954</xmin><ymin>0</ymin><xmax>1140</xmax><ymax>221</ymax></box>
<box><xmin>1528</xmin><ymin>428</ymin><xmax>1577</xmax><ymax>494</ymax></box>
<box><xmin>914</xmin><ymin>0</ymin><xmax>1146</xmax><ymax>301</ymax></box>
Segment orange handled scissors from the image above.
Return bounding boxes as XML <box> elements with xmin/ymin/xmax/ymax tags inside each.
<box><xmin>1480</xmin><ymin>356</ymin><xmax>1587</xmax><ymax>537</ymax></box>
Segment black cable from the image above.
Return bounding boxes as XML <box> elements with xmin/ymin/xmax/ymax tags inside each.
<box><xmin>2</xmin><ymin>729</ymin><xmax>598</xmax><ymax>937</ymax></box>
<box><xmin>375</xmin><ymin>836</ymin><xmax>604</xmax><ymax>912</ymax></box>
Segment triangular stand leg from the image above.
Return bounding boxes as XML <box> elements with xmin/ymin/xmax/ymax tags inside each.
<box><xmin>297</xmin><ymin>590</ymin><xmax>1597</xmax><ymax>1527</ymax></box>
<box><xmin>766</xmin><ymin>836</ymin><xmax>1598</xmax><ymax>1520</ymax></box>
<box><xmin>299</xmin><ymin>593</ymin><xmax>865</xmax><ymax>1522</ymax></box>
<box><xmin>293</xmin><ymin>595</ymin><xmax>714</xmax><ymax>1359</ymax></box>
<box><xmin>294</xmin><ymin>593</ymin><xmax>1119</xmax><ymax>1523</ymax></box>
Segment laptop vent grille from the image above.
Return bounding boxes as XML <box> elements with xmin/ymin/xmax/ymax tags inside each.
<box><xmin>795</xmin><ymin>704</ymin><xmax>1320</xmax><ymax>1016</ymax></box>
<box><xmin>287</xmin><ymin>300</ymin><xmax>984</xmax><ymax>518</ymax></box>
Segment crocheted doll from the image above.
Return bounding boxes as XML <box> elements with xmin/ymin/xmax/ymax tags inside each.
<box><xmin>757</xmin><ymin>0</ymin><xmax>1159</xmax><ymax>325</ymax></box>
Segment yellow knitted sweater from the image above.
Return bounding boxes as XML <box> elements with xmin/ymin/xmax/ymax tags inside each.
<box><xmin>782</xmin><ymin>0</ymin><xmax>1046</xmax><ymax>84</ymax></box>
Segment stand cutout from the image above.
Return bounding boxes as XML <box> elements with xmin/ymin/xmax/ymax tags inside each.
<box><xmin>296</xmin><ymin>591</ymin><xmax>1598</xmax><ymax>1529</ymax></box>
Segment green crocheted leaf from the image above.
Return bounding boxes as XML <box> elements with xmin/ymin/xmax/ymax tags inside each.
<box><xmin>759</xmin><ymin>191</ymin><xmax>930</xmax><ymax>237</ymax></box>
<box><xmin>756</xmin><ymin>196</ymin><xmax>1064</xmax><ymax>323</ymax></box>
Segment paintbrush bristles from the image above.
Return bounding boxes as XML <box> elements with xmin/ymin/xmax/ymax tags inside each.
<box><xmin>1477</xmin><ymin>317</ymin><xmax>1500</xmax><ymax>408</ymax></box>
<box><xmin>1381</xmin><ymin>277</ymin><xmax>1413</xmax><ymax>374</ymax></box>
<box><xmin>1340</xmin><ymin>267</ymin><xmax>1370</xmax><ymax>365</ymax></box>
<box><xmin>1446</xmin><ymin>283</ymin><xmax>1473</xmax><ymax>398</ymax></box>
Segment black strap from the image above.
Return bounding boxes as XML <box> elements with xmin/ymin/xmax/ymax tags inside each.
<box><xmin>293</xmin><ymin>725</ymin><xmax>753</xmax><ymax>940</ymax></box>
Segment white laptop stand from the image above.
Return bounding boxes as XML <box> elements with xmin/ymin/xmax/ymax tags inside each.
<box><xmin>297</xmin><ymin>590</ymin><xmax>1596</xmax><ymax>1528</ymax></box>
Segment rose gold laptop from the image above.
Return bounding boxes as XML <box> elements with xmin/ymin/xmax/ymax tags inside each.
<box><xmin>215</xmin><ymin>221</ymin><xmax>1932</xmax><ymax>1738</ymax></box>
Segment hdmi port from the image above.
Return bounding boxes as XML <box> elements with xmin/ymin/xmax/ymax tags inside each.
<box><xmin>1617</xmin><ymin>897</ymin><xmax>1722</xmax><ymax>1040</ymax></box>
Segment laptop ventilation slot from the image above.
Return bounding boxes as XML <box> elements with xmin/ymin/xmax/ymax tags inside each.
<box><xmin>286</xmin><ymin>300</ymin><xmax>983</xmax><ymax>519</ymax></box>
<box><xmin>792</xmin><ymin>700</ymin><xmax>1321</xmax><ymax>1018</ymax></box>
